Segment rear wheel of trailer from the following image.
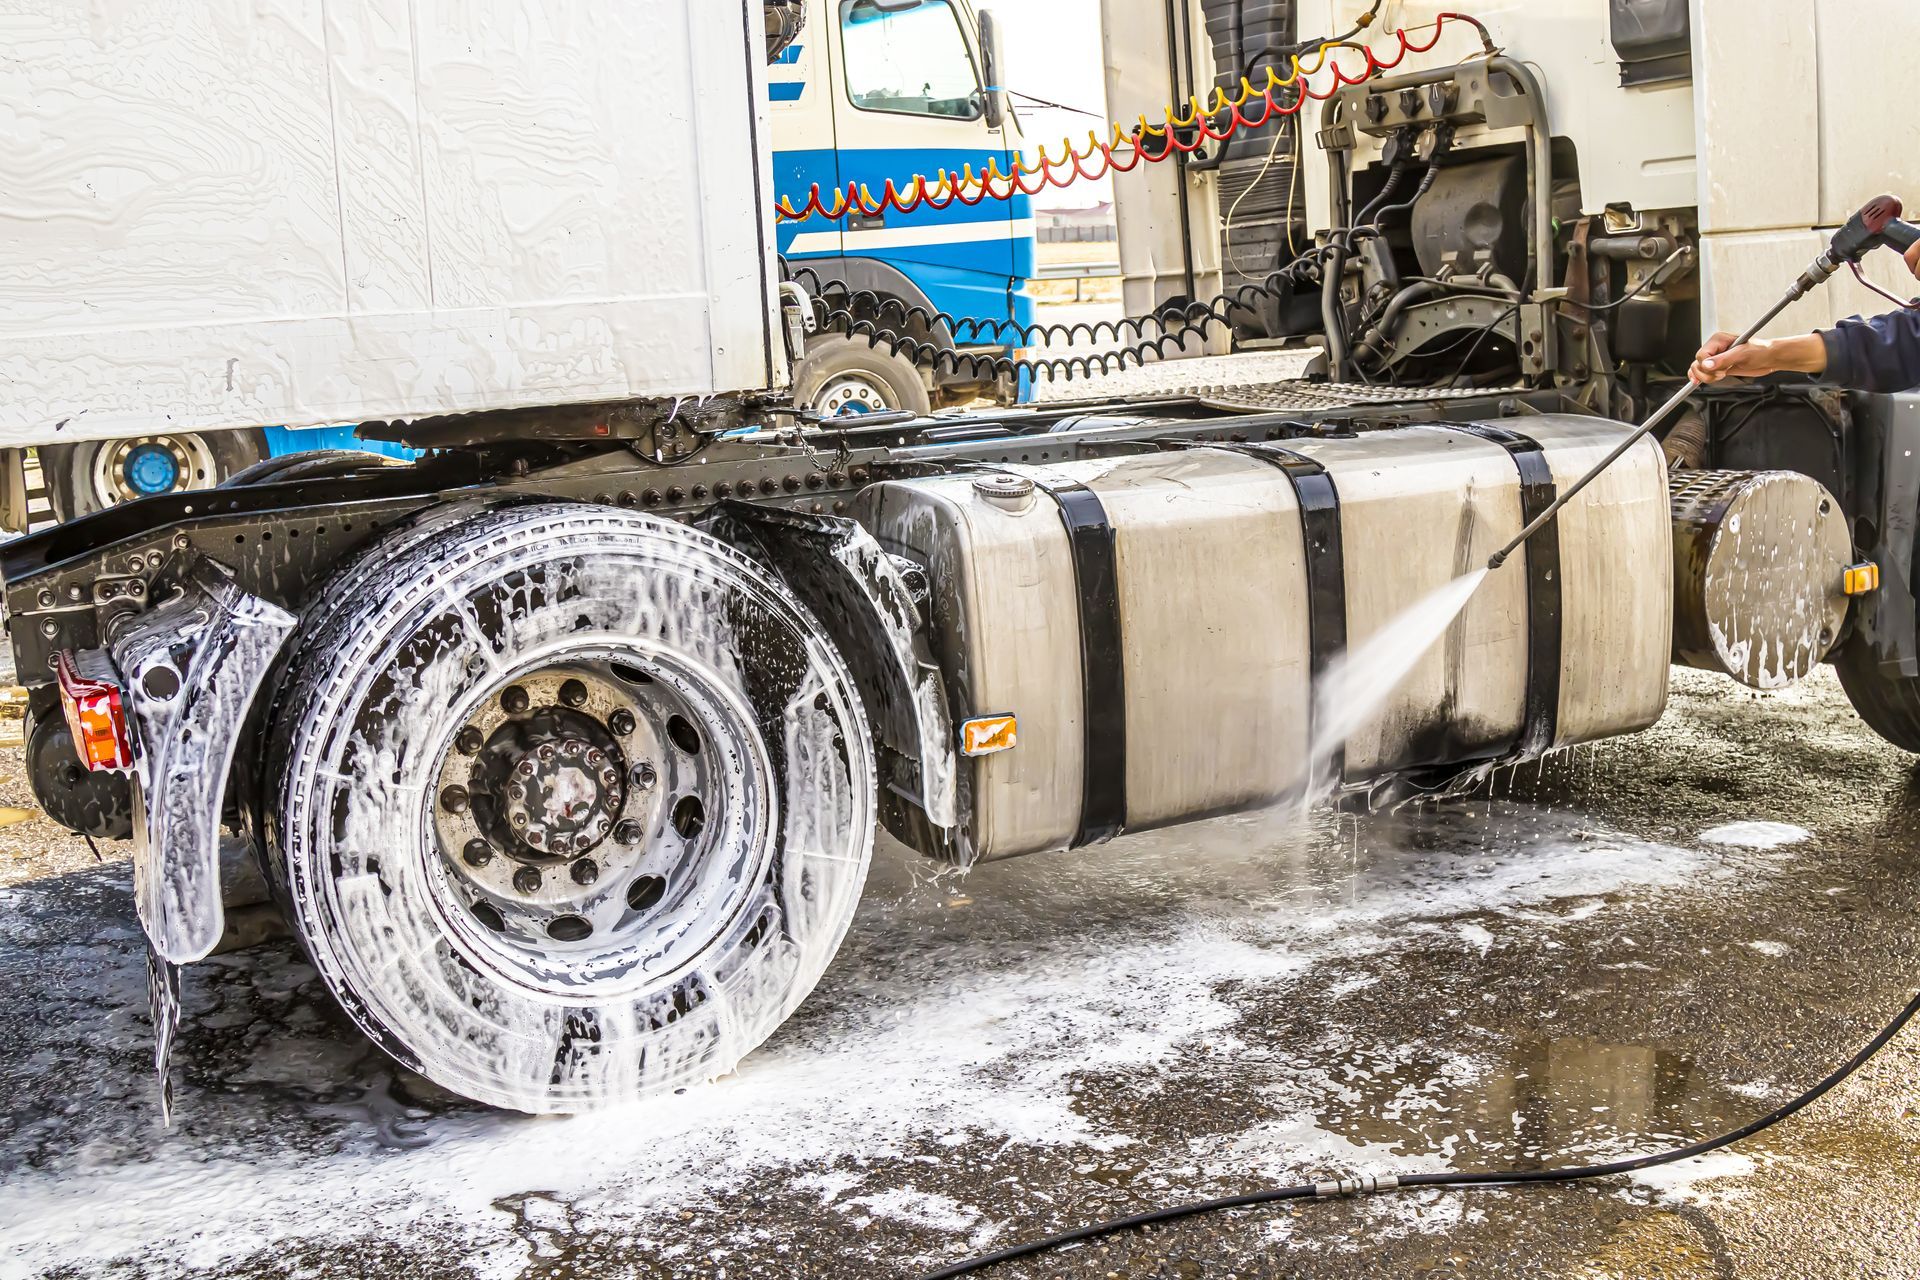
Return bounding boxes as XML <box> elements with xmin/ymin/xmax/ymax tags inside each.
<box><xmin>40</xmin><ymin>430</ymin><xmax>268</xmax><ymax>522</ymax></box>
<box><xmin>261</xmin><ymin>504</ymin><xmax>876</xmax><ymax>1111</ymax></box>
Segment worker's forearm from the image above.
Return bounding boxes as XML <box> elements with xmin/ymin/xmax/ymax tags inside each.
<box><xmin>1757</xmin><ymin>334</ymin><xmax>1830</xmax><ymax>376</ymax></box>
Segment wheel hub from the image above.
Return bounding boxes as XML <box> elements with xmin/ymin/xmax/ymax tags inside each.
<box><xmin>503</xmin><ymin>737</ymin><xmax>623</xmax><ymax>858</ymax></box>
<box><xmin>92</xmin><ymin>433</ymin><xmax>218</xmax><ymax>504</ymax></box>
<box><xmin>427</xmin><ymin>655</ymin><xmax>746</xmax><ymax>972</ymax></box>
<box><xmin>817</xmin><ymin>372</ymin><xmax>893</xmax><ymax>417</ymax></box>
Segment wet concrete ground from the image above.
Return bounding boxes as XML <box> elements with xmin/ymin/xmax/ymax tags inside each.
<box><xmin>3</xmin><ymin>668</ymin><xmax>1920</xmax><ymax>1279</ymax></box>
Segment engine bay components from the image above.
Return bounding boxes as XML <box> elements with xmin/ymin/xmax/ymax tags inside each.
<box><xmin>1669</xmin><ymin>470</ymin><xmax>1854</xmax><ymax>689</ymax></box>
<box><xmin>856</xmin><ymin>414</ymin><xmax>1672</xmax><ymax>864</ymax></box>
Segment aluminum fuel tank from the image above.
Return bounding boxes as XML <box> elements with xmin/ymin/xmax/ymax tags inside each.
<box><xmin>854</xmin><ymin>415</ymin><xmax>1673</xmax><ymax>864</ymax></box>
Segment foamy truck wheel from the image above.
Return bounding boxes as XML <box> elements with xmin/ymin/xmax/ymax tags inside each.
<box><xmin>264</xmin><ymin>504</ymin><xmax>875</xmax><ymax>1112</ymax></box>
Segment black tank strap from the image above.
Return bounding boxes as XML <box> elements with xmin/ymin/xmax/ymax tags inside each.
<box><xmin>1444</xmin><ymin>423</ymin><xmax>1564</xmax><ymax>756</ymax></box>
<box><xmin>1208</xmin><ymin>443</ymin><xmax>1351</xmax><ymax>782</ymax></box>
<box><xmin>1032</xmin><ymin>478</ymin><xmax>1128</xmax><ymax>848</ymax></box>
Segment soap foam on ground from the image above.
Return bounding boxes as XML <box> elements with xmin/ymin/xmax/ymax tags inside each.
<box><xmin>0</xmin><ymin>812</ymin><xmax>1717</xmax><ymax>1279</ymax></box>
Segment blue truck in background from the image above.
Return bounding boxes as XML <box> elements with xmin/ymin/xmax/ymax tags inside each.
<box><xmin>21</xmin><ymin>0</ymin><xmax>1034</xmax><ymax>523</ymax></box>
<box><xmin>771</xmin><ymin>0</ymin><xmax>1036</xmax><ymax>415</ymax></box>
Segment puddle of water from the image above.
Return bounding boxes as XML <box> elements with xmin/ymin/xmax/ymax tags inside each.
<box><xmin>1312</xmin><ymin>1036</ymin><xmax>1753</xmax><ymax>1169</ymax></box>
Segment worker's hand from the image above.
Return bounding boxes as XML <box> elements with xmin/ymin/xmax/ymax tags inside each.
<box><xmin>1690</xmin><ymin>333</ymin><xmax>1775</xmax><ymax>384</ymax></box>
<box><xmin>1690</xmin><ymin>331</ymin><xmax>1829</xmax><ymax>384</ymax></box>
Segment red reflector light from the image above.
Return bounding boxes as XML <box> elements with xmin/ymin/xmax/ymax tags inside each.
<box><xmin>56</xmin><ymin>650</ymin><xmax>134</xmax><ymax>773</ymax></box>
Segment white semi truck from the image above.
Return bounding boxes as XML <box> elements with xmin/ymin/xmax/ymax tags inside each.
<box><xmin>7</xmin><ymin>0</ymin><xmax>1919</xmax><ymax>1113</ymax></box>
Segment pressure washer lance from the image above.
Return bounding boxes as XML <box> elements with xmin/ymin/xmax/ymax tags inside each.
<box><xmin>920</xmin><ymin>198</ymin><xmax>1920</xmax><ymax>1280</ymax></box>
<box><xmin>1489</xmin><ymin>194</ymin><xmax>1920</xmax><ymax>573</ymax></box>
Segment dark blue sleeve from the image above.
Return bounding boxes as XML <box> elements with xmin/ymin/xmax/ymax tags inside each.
<box><xmin>1821</xmin><ymin>308</ymin><xmax>1920</xmax><ymax>393</ymax></box>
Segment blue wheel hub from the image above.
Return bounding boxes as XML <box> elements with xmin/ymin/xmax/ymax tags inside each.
<box><xmin>122</xmin><ymin>443</ymin><xmax>181</xmax><ymax>496</ymax></box>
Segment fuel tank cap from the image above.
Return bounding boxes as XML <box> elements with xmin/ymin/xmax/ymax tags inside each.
<box><xmin>972</xmin><ymin>473</ymin><xmax>1036</xmax><ymax>511</ymax></box>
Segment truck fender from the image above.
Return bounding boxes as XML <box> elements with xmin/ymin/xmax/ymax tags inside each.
<box><xmin>698</xmin><ymin>503</ymin><xmax>958</xmax><ymax>833</ymax></box>
<box><xmin>108</xmin><ymin>556</ymin><xmax>296</xmax><ymax>963</ymax></box>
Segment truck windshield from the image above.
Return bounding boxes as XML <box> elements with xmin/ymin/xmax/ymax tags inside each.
<box><xmin>840</xmin><ymin>0</ymin><xmax>983</xmax><ymax>120</ymax></box>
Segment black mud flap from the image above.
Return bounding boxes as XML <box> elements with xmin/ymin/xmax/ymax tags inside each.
<box><xmin>110</xmin><ymin>555</ymin><xmax>296</xmax><ymax>964</ymax></box>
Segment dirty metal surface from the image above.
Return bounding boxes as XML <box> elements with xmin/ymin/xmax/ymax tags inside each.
<box><xmin>1197</xmin><ymin>381</ymin><xmax>1529</xmax><ymax>414</ymax></box>
<box><xmin>3</xmin><ymin>670</ymin><xmax>1920</xmax><ymax>1278</ymax></box>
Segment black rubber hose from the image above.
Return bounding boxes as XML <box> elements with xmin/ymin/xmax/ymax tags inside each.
<box><xmin>784</xmin><ymin>253</ymin><xmax>1329</xmax><ymax>386</ymax></box>
<box><xmin>919</xmin><ymin>987</ymin><xmax>1920</xmax><ymax>1280</ymax></box>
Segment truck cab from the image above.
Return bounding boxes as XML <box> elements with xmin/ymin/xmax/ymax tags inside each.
<box><xmin>771</xmin><ymin>0</ymin><xmax>1036</xmax><ymax>414</ymax></box>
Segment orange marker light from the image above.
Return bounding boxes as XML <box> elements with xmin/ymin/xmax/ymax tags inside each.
<box><xmin>1845</xmin><ymin>562</ymin><xmax>1882</xmax><ymax>597</ymax></box>
<box><xmin>56</xmin><ymin>650</ymin><xmax>134</xmax><ymax>773</ymax></box>
<box><xmin>960</xmin><ymin>714</ymin><xmax>1019</xmax><ymax>758</ymax></box>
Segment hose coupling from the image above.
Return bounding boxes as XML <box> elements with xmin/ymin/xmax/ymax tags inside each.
<box><xmin>1314</xmin><ymin>1174</ymin><xmax>1401</xmax><ymax>1198</ymax></box>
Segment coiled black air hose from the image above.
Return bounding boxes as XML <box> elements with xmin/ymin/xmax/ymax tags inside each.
<box><xmin>919</xmin><ymin>988</ymin><xmax>1920</xmax><ymax>1279</ymax></box>
<box><xmin>785</xmin><ymin>254</ymin><xmax>1331</xmax><ymax>386</ymax></box>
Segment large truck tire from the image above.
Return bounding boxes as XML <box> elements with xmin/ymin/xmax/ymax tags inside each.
<box><xmin>1835</xmin><ymin>637</ymin><xmax>1920</xmax><ymax>752</ymax></box>
<box><xmin>793</xmin><ymin>334</ymin><xmax>933</xmax><ymax>417</ymax></box>
<box><xmin>262</xmin><ymin>503</ymin><xmax>876</xmax><ymax>1112</ymax></box>
<box><xmin>40</xmin><ymin>429</ymin><xmax>267</xmax><ymax>522</ymax></box>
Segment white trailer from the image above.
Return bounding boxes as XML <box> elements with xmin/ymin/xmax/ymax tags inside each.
<box><xmin>0</xmin><ymin>0</ymin><xmax>783</xmax><ymax>521</ymax></box>
<box><xmin>7</xmin><ymin>0</ymin><xmax>1915</xmax><ymax>1114</ymax></box>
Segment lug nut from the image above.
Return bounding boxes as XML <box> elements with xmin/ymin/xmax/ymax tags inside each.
<box><xmin>513</xmin><ymin>866</ymin><xmax>543</xmax><ymax>893</ymax></box>
<box><xmin>501</xmin><ymin>685</ymin><xmax>531</xmax><ymax>714</ymax></box>
<box><xmin>35</xmin><ymin>589</ymin><xmax>54</xmax><ymax>609</ymax></box>
<box><xmin>600</xmin><ymin>768</ymin><xmax>620</xmax><ymax>789</ymax></box>
<box><xmin>507</xmin><ymin>784</ymin><xmax>526</xmax><ymax>802</ymax></box>
<box><xmin>512</xmin><ymin>812</ymin><xmax>529</xmax><ymax>827</ymax></box>
<box><xmin>456</xmin><ymin>727</ymin><xmax>485</xmax><ymax>755</ymax></box>
<box><xmin>463</xmin><ymin>839</ymin><xmax>493</xmax><ymax>868</ymax></box>
<box><xmin>615</xmin><ymin>819</ymin><xmax>645</xmax><ymax>845</ymax></box>
<box><xmin>630</xmin><ymin>762</ymin><xmax>657</xmax><ymax>789</ymax></box>
<box><xmin>538</xmin><ymin>744</ymin><xmax>557</xmax><ymax>763</ymax></box>
<box><xmin>526</xmin><ymin>829</ymin><xmax>545</xmax><ymax>847</ymax></box>
<box><xmin>440</xmin><ymin>785</ymin><xmax>470</xmax><ymax>814</ymax></box>
<box><xmin>571</xmin><ymin>859</ymin><xmax>600</xmax><ymax>886</ymax></box>
<box><xmin>559</xmin><ymin>679</ymin><xmax>589</xmax><ymax>708</ymax></box>
<box><xmin>608</xmin><ymin>709</ymin><xmax>636</xmax><ymax>736</ymax></box>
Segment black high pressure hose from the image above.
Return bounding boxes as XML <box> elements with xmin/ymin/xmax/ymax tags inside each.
<box><xmin>918</xmin><ymin>988</ymin><xmax>1920</xmax><ymax>1278</ymax></box>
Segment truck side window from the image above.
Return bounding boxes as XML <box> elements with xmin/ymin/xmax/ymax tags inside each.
<box><xmin>839</xmin><ymin>0</ymin><xmax>983</xmax><ymax>121</ymax></box>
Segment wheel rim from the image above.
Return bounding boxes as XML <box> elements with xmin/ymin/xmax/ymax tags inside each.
<box><xmin>90</xmin><ymin>434</ymin><xmax>219</xmax><ymax>504</ymax></box>
<box><xmin>424</xmin><ymin>643</ymin><xmax>772</xmax><ymax>1001</ymax></box>
<box><xmin>815</xmin><ymin>372</ymin><xmax>895</xmax><ymax>417</ymax></box>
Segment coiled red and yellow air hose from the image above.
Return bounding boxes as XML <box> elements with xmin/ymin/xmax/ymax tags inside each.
<box><xmin>775</xmin><ymin>12</ymin><xmax>1494</xmax><ymax>225</ymax></box>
